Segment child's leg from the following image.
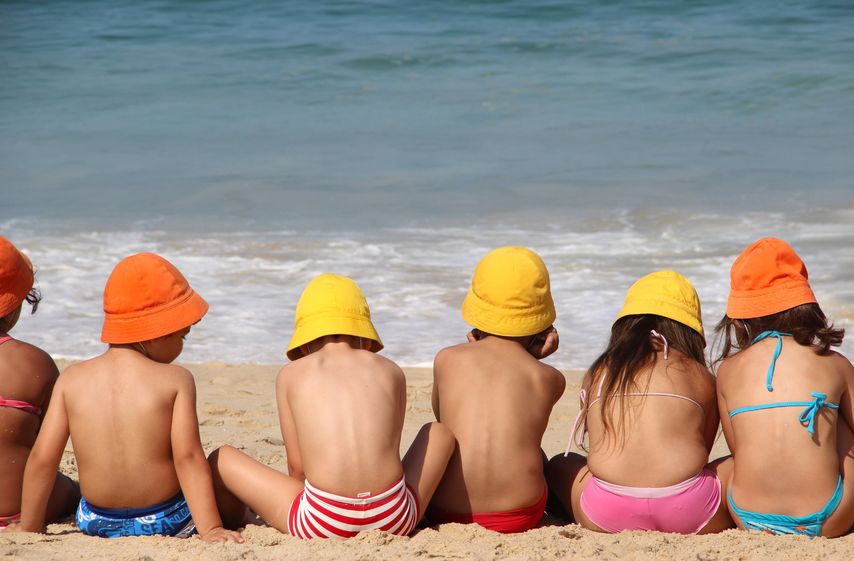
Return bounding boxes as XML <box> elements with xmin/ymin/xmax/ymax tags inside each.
<box><xmin>545</xmin><ymin>453</ymin><xmax>603</xmax><ymax>530</ymax></box>
<box><xmin>542</xmin><ymin>449</ymin><xmax>572</xmax><ymax>520</ymax></box>
<box><xmin>208</xmin><ymin>445</ymin><xmax>303</xmax><ymax>533</ymax></box>
<box><xmin>45</xmin><ymin>472</ymin><xmax>80</xmax><ymax>522</ymax></box>
<box><xmin>823</xmin><ymin>420</ymin><xmax>854</xmax><ymax>537</ymax></box>
<box><xmin>697</xmin><ymin>456</ymin><xmax>735</xmax><ymax>534</ymax></box>
<box><xmin>402</xmin><ymin>422</ymin><xmax>454</xmax><ymax>521</ymax></box>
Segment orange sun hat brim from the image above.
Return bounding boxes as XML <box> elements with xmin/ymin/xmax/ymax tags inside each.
<box><xmin>0</xmin><ymin>236</ymin><xmax>35</xmax><ymax>318</ymax></box>
<box><xmin>726</xmin><ymin>237</ymin><xmax>816</xmax><ymax>319</ymax></box>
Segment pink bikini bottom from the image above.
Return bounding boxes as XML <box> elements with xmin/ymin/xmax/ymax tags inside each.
<box><xmin>0</xmin><ymin>512</ymin><xmax>21</xmax><ymax>528</ymax></box>
<box><xmin>580</xmin><ymin>468</ymin><xmax>721</xmax><ymax>534</ymax></box>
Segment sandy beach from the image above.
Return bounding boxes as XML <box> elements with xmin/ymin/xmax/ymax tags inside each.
<box><xmin>2</xmin><ymin>362</ymin><xmax>851</xmax><ymax>560</ymax></box>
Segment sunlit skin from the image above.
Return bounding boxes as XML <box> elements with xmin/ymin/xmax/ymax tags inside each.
<box><xmin>8</xmin><ymin>325</ymin><xmax>243</xmax><ymax>543</ymax></box>
<box><xmin>546</xmin><ymin>338</ymin><xmax>735</xmax><ymax>534</ymax></box>
<box><xmin>0</xmin><ymin>304</ymin><xmax>79</xmax><ymax>524</ymax></box>
<box><xmin>429</xmin><ymin>327</ymin><xmax>565</xmax><ymax>516</ymax></box>
<box><xmin>208</xmin><ymin>335</ymin><xmax>455</xmax><ymax>533</ymax></box>
<box><xmin>717</xmin><ymin>338</ymin><xmax>854</xmax><ymax>537</ymax></box>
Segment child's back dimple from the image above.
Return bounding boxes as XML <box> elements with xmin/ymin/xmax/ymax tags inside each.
<box><xmin>722</xmin><ymin>342</ymin><xmax>843</xmax><ymax>493</ymax></box>
<box><xmin>61</xmin><ymin>355</ymin><xmax>185</xmax><ymax>508</ymax></box>
<box><xmin>583</xmin><ymin>355</ymin><xmax>714</xmax><ymax>487</ymax></box>
<box><xmin>433</xmin><ymin>341</ymin><xmax>556</xmax><ymax>505</ymax></box>
<box><xmin>283</xmin><ymin>347</ymin><xmax>406</xmax><ymax>492</ymax></box>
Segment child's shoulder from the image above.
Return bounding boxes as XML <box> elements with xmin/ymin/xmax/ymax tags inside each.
<box><xmin>63</xmin><ymin>354</ymin><xmax>193</xmax><ymax>388</ymax></box>
<box><xmin>4</xmin><ymin>339</ymin><xmax>58</xmax><ymax>376</ymax></box>
<box><xmin>825</xmin><ymin>348</ymin><xmax>854</xmax><ymax>376</ymax></box>
<box><xmin>278</xmin><ymin>349</ymin><xmax>404</xmax><ymax>382</ymax></box>
<box><xmin>433</xmin><ymin>342</ymin><xmax>469</xmax><ymax>364</ymax></box>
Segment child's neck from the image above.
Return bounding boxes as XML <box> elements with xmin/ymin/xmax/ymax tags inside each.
<box><xmin>476</xmin><ymin>332</ymin><xmax>536</xmax><ymax>349</ymax></box>
<box><xmin>309</xmin><ymin>335</ymin><xmax>365</xmax><ymax>355</ymax></box>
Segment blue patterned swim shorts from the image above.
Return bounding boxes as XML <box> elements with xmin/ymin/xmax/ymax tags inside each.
<box><xmin>76</xmin><ymin>491</ymin><xmax>195</xmax><ymax>538</ymax></box>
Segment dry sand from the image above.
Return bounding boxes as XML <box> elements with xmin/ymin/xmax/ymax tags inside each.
<box><xmin>2</xmin><ymin>363</ymin><xmax>851</xmax><ymax>560</ymax></box>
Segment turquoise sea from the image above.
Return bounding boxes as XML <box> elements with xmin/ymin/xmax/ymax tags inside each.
<box><xmin>2</xmin><ymin>1</ymin><xmax>853</xmax><ymax>367</ymax></box>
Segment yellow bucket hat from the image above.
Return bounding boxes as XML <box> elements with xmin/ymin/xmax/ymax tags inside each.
<box><xmin>461</xmin><ymin>246</ymin><xmax>556</xmax><ymax>337</ymax></box>
<box><xmin>286</xmin><ymin>274</ymin><xmax>383</xmax><ymax>360</ymax></box>
<box><xmin>616</xmin><ymin>270</ymin><xmax>704</xmax><ymax>339</ymax></box>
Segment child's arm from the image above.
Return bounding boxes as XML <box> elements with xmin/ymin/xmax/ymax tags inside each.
<box><xmin>838</xmin><ymin>354</ymin><xmax>854</xmax><ymax>434</ymax></box>
<box><xmin>702</xmin><ymin>370</ymin><xmax>720</xmax><ymax>452</ymax></box>
<box><xmin>276</xmin><ymin>368</ymin><xmax>305</xmax><ymax>481</ymax></box>
<box><xmin>16</xmin><ymin>377</ymin><xmax>70</xmax><ymax>533</ymax></box>
<box><xmin>431</xmin><ymin>349</ymin><xmax>449</xmax><ymax>421</ymax></box>
<box><xmin>29</xmin><ymin>348</ymin><xmax>60</xmax><ymax>427</ymax></box>
<box><xmin>548</xmin><ymin>366</ymin><xmax>566</xmax><ymax>405</ymax></box>
<box><xmin>170</xmin><ymin>369</ymin><xmax>243</xmax><ymax>544</ymax></box>
<box><xmin>715</xmin><ymin>363</ymin><xmax>736</xmax><ymax>456</ymax></box>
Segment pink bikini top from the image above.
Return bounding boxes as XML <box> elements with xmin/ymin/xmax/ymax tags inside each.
<box><xmin>564</xmin><ymin>330</ymin><xmax>704</xmax><ymax>456</ymax></box>
<box><xmin>0</xmin><ymin>335</ymin><xmax>42</xmax><ymax>416</ymax></box>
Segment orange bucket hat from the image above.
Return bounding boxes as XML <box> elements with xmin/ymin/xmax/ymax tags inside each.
<box><xmin>726</xmin><ymin>237</ymin><xmax>817</xmax><ymax>319</ymax></box>
<box><xmin>0</xmin><ymin>236</ymin><xmax>34</xmax><ymax>318</ymax></box>
<box><xmin>101</xmin><ymin>253</ymin><xmax>208</xmax><ymax>344</ymax></box>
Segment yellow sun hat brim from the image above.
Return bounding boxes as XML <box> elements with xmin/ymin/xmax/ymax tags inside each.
<box><xmin>616</xmin><ymin>270</ymin><xmax>704</xmax><ymax>339</ymax></box>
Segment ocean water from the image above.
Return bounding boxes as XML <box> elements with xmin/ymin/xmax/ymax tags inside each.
<box><xmin>1</xmin><ymin>1</ymin><xmax>853</xmax><ymax>368</ymax></box>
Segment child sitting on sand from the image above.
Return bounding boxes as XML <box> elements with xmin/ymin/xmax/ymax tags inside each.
<box><xmin>715</xmin><ymin>238</ymin><xmax>854</xmax><ymax>537</ymax></box>
<box><xmin>208</xmin><ymin>273</ymin><xmax>454</xmax><ymax>539</ymax></box>
<box><xmin>546</xmin><ymin>270</ymin><xmax>733</xmax><ymax>534</ymax></box>
<box><xmin>0</xmin><ymin>237</ymin><xmax>79</xmax><ymax>529</ymax></box>
<box><xmin>426</xmin><ymin>246</ymin><xmax>565</xmax><ymax>533</ymax></box>
<box><xmin>11</xmin><ymin>253</ymin><xmax>242</xmax><ymax>542</ymax></box>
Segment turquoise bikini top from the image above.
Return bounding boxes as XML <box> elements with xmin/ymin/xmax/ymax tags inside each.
<box><xmin>727</xmin><ymin>330</ymin><xmax>839</xmax><ymax>435</ymax></box>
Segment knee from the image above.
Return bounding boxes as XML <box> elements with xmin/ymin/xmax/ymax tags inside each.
<box><xmin>208</xmin><ymin>445</ymin><xmax>237</xmax><ymax>468</ymax></box>
<box><xmin>546</xmin><ymin>452</ymin><xmax>585</xmax><ymax>481</ymax></box>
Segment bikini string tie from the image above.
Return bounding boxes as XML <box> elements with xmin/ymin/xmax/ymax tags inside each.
<box><xmin>650</xmin><ymin>330</ymin><xmax>669</xmax><ymax>360</ymax></box>
<box><xmin>799</xmin><ymin>392</ymin><xmax>830</xmax><ymax>436</ymax></box>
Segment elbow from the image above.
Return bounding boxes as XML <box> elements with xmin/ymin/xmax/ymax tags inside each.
<box><xmin>173</xmin><ymin>448</ymin><xmax>206</xmax><ymax>473</ymax></box>
<box><xmin>286</xmin><ymin>462</ymin><xmax>305</xmax><ymax>481</ymax></box>
<box><xmin>25</xmin><ymin>445</ymin><xmax>61</xmax><ymax>476</ymax></box>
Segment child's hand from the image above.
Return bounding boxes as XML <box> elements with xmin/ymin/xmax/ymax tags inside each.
<box><xmin>466</xmin><ymin>329</ymin><xmax>480</xmax><ymax>344</ymax></box>
<box><xmin>527</xmin><ymin>326</ymin><xmax>559</xmax><ymax>359</ymax></box>
<box><xmin>200</xmin><ymin>526</ymin><xmax>244</xmax><ymax>544</ymax></box>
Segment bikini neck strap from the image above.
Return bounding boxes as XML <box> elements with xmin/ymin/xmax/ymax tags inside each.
<box><xmin>751</xmin><ymin>330</ymin><xmax>792</xmax><ymax>392</ymax></box>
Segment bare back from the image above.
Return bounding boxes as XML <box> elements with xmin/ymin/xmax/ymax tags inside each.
<box><xmin>0</xmin><ymin>338</ymin><xmax>58</xmax><ymax>515</ymax></box>
<box><xmin>718</xmin><ymin>339</ymin><xmax>854</xmax><ymax>515</ymax></box>
<box><xmin>584</xmin><ymin>351</ymin><xmax>717</xmax><ymax>487</ymax></box>
<box><xmin>276</xmin><ymin>342</ymin><xmax>406</xmax><ymax>496</ymax></box>
<box><xmin>430</xmin><ymin>337</ymin><xmax>564</xmax><ymax>513</ymax></box>
<box><xmin>57</xmin><ymin>349</ymin><xmax>190</xmax><ymax>508</ymax></box>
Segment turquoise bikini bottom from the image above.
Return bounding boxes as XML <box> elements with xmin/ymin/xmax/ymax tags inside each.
<box><xmin>727</xmin><ymin>476</ymin><xmax>843</xmax><ymax>537</ymax></box>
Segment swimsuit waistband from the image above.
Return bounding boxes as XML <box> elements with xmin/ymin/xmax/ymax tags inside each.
<box><xmin>82</xmin><ymin>491</ymin><xmax>185</xmax><ymax>519</ymax></box>
<box><xmin>590</xmin><ymin>469</ymin><xmax>712</xmax><ymax>499</ymax></box>
<box><xmin>303</xmin><ymin>475</ymin><xmax>406</xmax><ymax>506</ymax></box>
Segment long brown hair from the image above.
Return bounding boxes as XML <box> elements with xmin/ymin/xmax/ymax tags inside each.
<box><xmin>574</xmin><ymin>314</ymin><xmax>706</xmax><ymax>449</ymax></box>
<box><xmin>713</xmin><ymin>303</ymin><xmax>844</xmax><ymax>366</ymax></box>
